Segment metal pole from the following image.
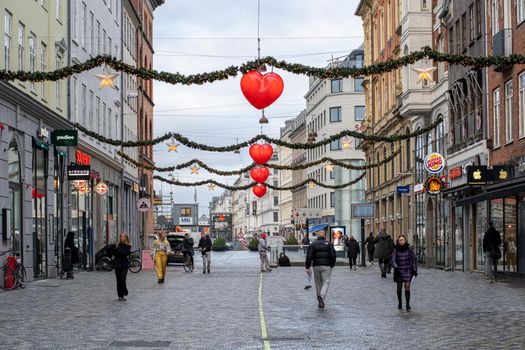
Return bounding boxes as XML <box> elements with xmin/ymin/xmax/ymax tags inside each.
<box><xmin>361</xmin><ymin>218</ymin><xmax>366</xmax><ymax>267</ymax></box>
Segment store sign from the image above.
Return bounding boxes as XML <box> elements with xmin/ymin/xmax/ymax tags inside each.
<box><xmin>51</xmin><ymin>130</ymin><xmax>78</xmax><ymax>146</ymax></box>
<box><xmin>492</xmin><ymin>165</ymin><xmax>512</xmax><ymax>181</ymax></box>
<box><xmin>95</xmin><ymin>182</ymin><xmax>108</xmax><ymax>195</ymax></box>
<box><xmin>132</xmin><ymin>183</ymin><xmax>140</xmax><ymax>193</ymax></box>
<box><xmin>67</xmin><ymin>164</ymin><xmax>91</xmax><ymax>181</ymax></box>
<box><xmin>396</xmin><ymin>185</ymin><xmax>410</xmax><ymax>194</ymax></box>
<box><xmin>449</xmin><ymin>167</ymin><xmax>463</xmax><ymax>180</ymax></box>
<box><xmin>425</xmin><ymin>177</ymin><xmax>444</xmax><ymax>195</ymax></box>
<box><xmin>467</xmin><ymin>166</ymin><xmax>489</xmax><ymax>185</ymax></box>
<box><xmin>414</xmin><ymin>183</ymin><xmax>425</xmax><ymax>193</ymax></box>
<box><xmin>179</xmin><ymin>217</ymin><xmax>193</xmax><ymax>225</ymax></box>
<box><xmin>72</xmin><ymin>180</ymin><xmax>87</xmax><ymax>189</ymax></box>
<box><xmin>424</xmin><ymin>153</ymin><xmax>445</xmax><ymax>174</ymax></box>
<box><xmin>38</xmin><ymin>127</ymin><xmax>50</xmax><ymax>139</ymax></box>
<box><xmin>76</xmin><ymin>150</ymin><xmax>91</xmax><ymax>165</ymax></box>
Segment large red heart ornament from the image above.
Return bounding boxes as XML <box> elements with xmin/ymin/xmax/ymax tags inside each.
<box><xmin>240</xmin><ymin>71</ymin><xmax>284</xmax><ymax>110</ymax></box>
<box><xmin>250</xmin><ymin>166</ymin><xmax>269</xmax><ymax>183</ymax></box>
<box><xmin>252</xmin><ymin>184</ymin><xmax>267</xmax><ymax>198</ymax></box>
<box><xmin>249</xmin><ymin>143</ymin><xmax>273</xmax><ymax>165</ymax></box>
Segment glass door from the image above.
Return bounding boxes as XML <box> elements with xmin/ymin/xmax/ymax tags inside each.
<box><xmin>454</xmin><ymin>206</ymin><xmax>464</xmax><ymax>270</ymax></box>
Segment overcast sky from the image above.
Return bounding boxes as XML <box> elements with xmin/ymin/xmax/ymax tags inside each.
<box><xmin>152</xmin><ymin>1</ymin><xmax>364</xmax><ymax>214</ymax></box>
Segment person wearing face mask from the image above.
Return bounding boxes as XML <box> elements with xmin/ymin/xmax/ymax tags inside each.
<box><xmin>391</xmin><ymin>235</ymin><xmax>417</xmax><ymax>311</ymax></box>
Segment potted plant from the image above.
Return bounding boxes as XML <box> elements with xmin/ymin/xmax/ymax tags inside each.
<box><xmin>284</xmin><ymin>235</ymin><xmax>300</xmax><ymax>251</ymax></box>
<box><xmin>248</xmin><ymin>237</ymin><xmax>259</xmax><ymax>251</ymax></box>
<box><xmin>212</xmin><ymin>237</ymin><xmax>227</xmax><ymax>251</ymax></box>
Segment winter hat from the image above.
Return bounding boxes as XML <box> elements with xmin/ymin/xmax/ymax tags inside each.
<box><xmin>261</xmin><ymin>233</ymin><xmax>267</xmax><ymax>239</ymax></box>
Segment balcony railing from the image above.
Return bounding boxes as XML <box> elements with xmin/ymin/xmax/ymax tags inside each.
<box><xmin>447</xmin><ymin>112</ymin><xmax>484</xmax><ymax>154</ymax></box>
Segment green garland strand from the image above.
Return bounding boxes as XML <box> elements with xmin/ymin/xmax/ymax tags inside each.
<box><xmin>1</xmin><ymin>47</ymin><xmax>524</xmax><ymax>83</ymax></box>
<box><xmin>154</xmin><ymin>172</ymin><xmax>366</xmax><ymax>191</ymax></box>
<box><xmin>76</xmin><ymin>117</ymin><xmax>440</xmax><ymax>150</ymax></box>
<box><xmin>118</xmin><ymin>148</ymin><xmax>399</xmax><ymax>174</ymax></box>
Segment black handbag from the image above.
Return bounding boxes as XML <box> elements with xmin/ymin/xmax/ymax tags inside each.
<box><xmin>492</xmin><ymin>247</ymin><xmax>502</xmax><ymax>260</ymax></box>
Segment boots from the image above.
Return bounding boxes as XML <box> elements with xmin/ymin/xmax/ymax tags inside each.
<box><xmin>397</xmin><ymin>290</ymin><xmax>402</xmax><ymax>310</ymax></box>
<box><xmin>405</xmin><ymin>290</ymin><xmax>411</xmax><ymax>311</ymax></box>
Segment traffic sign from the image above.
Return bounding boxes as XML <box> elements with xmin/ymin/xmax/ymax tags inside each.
<box><xmin>137</xmin><ymin>198</ymin><xmax>151</xmax><ymax>212</ymax></box>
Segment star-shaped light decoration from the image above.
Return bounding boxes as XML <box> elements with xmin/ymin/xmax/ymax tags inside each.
<box><xmin>342</xmin><ymin>138</ymin><xmax>352</xmax><ymax>149</ymax></box>
<box><xmin>191</xmin><ymin>164</ymin><xmax>200</xmax><ymax>174</ymax></box>
<box><xmin>208</xmin><ymin>183</ymin><xmax>216</xmax><ymax>191</ymax></box>
<box><xmin>325</xmin><ymin>163</ymin><xmax>334</xmax><ymax>172</ymax></box>
<box><xmin>412</xmin><ymin>67</ymin><xmax>437</xmax><ymax>84</ymax></box>
<box><xmin>167</xmin><ymin>141</ymin><xmax>179</xmax><ymax>152</ymax></box>
<box><xmin>95</xmin><ymin>72</ymin><xmax>119</xmax><ymax>89</ymax></box>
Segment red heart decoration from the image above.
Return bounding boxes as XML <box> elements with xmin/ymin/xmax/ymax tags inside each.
<box><xmin>250</xmin><ymin>166</ymin><xmax>270</xmax><ymax>183</ymax></box>
<box><xmin>252</xmin><ymin>184</ymin><xmax>267</xmax><ymax>198</ymax></box>
<box><xmin>249</xmin><ymin>143</ymin><xmax>273</xmax><ymax>165</ymax></box>
<box><xmin>240</xmin><ymin>71</ymin><xmax>284</xmax><ymax>110</ymax></box>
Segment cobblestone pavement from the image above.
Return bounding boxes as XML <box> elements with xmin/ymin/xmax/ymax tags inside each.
<box><xmin>1</xmin><ymin>252</ymin><xmax>524</xmax><ymax>350</ymax></box>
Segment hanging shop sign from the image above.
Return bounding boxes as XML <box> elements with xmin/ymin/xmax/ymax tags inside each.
<box><xmin>51</xmin><ymin>130</ymin><xmax>78</xmax><ymax>146</ymax></box>
<box><xmin>137</xmin><ymin>198</ymin><xmax>151</xmax><ymax>212</ymax></box>
<box><xmin>78</xmin><ymin>185</ymin><xmax>90</xmax><ymax>194</ymax></box>
<box><xmin>414</xmin><ymin>183</ymin><xmax>425</xmax><ymax>193</ymax></box>
<box><xmin>424</xmin><ymin>153</ymin><xmax>445</xmax><ymax>174</ymax></box>
<box><xmin>492</xmin><ymin>165</ymin><xmax>512</xmax><ymax>182</ymax></box>
<box><xmin>449</xmin><ymin>167</ymin><xmax>463</xmax><ymax>180</ymax></box>
<box><xmin>467</xmin><ymin>166</ymin><xmax>489</xmax><ymax>185</ymax></box>
<box><xmin>67</xmin><ymin>164</ymin><xmax>91</xmax><ymax>181</ymax></box>
<box><xmin>72</xmin><ymin>180</ymin><xmax>87</xmax><ymax>189</ymax></box>
<box><xmin>76</xmin><ymin>149</ymin><xmax>91</xmax><ymax>165</ymax></box>
<box><xmin>38</xmin><ymin>127</ymin><xmax>50</xmax><ymax>139</ymax></box>
<box><xmin>95</xmin><ymin>182</ymin><xmax>108</xmax><ymax>195</ymax></box>
<box><xmin>425</xmin><ymin>176</ymin><xmax>444</xmax><ymax>195</ymax></box>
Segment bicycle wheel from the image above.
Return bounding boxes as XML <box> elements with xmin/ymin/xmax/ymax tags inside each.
<box><xmin>128</xmin><ymin>258</ymin><xmax>142</xmax><ymax>273</ymax></box>
<box><xmin>183</xmin><ymin>257</ymin><xmax>191</xmax><ymax>273</ymax></box>
<box><xmin>17</xmin><ymin>264</ymin><xmax>28</xmax><ymax>289</ymax></box>
<box><xmin>100</xmin><ymin>257</ymin><xmax>114</xmax><ymax>271</ymax></box>
<box><xmin>0</xmin><ymin>264</ymin><xmax>17</xmax><ymax>291</ymax></box>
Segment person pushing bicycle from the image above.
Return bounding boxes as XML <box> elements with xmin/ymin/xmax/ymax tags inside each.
<box><xmin>182</xmin><ymin>233</ymin><xmax>194</xmax><ymax>268</ymax></box>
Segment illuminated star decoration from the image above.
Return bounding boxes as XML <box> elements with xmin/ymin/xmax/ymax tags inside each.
<box><xmin>208</xmin><ymin>183</ymin><xmax>216</xmax><ymax>191</ymax></box>
<box><xmin>342</xmin><ymin>138</ymin><xmax>352</xmax><ymax>149</ymax></box>
<box><xmin>412</xmin><ymin>67</ymin><xmax>437</xmax><ymax>84</ymax></box>
<box><xmin>325</xmin><ymin>163</ymin><xmax>334</xmax><ymax>172</ymax></box>
<box><xmin>94</xmin><ymin>72</ymin><xmax>119</xmax><ymax>89</ymax></box>
<box><xmin>191</xmin><ymin>164</ymin><xmax>200</xmax><ymax>174</ymax></box>
<box><xmin>167</xmin><ymin>141</ymin><xmax>179</xmax><ymax>152</ymax></box>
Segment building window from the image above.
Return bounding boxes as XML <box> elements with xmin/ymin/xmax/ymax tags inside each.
<box><xmin>461</xmin><ymin>13</ymin><xmax>467</xmax><ymax>51</ymax></box>
<box><xmin>421</xmin><ymin>0</ymin><xmax>428</xmax><ymax>10</ymax></box>
<box><xmin>391</xmin><ymin>143</ymin><xmax>395</xmax><ymax>177</ymax></box>
<box><xmin>102</xmin><ymin>103</ymin><xmax>107</xmax><ymax>138</ymax></box>
<box><xmin>355</xmin><ymin>137</ymin><xmax>361</xmax><ymax>149</ymax></box>
<box><xmin>82</xmin><ymin>2</ymin><xmax>87</xmax><ymax>48</ymax></box>
<box><xmin>405</xmin><ymin>128</ymin><xmax>411</xmax><ymax>170</ymax></box>
<box><xmin>330</xmin><ymin>192</ymin><xmax>335</xmax><ymax>208</ymax></box>
<box><xmin>355</xmin><ymin>106</ymin><xmax>365</xmax><ymax>121</ymax></box>
<box><xmin>17</xmin><ymin>23</ymin><xmax>24</xmax><ymax>71</ymax></box>
<box><xmin>29</xmin><ymin>34</ymin><xmax>36</xmax><ymax>91</ymax></box>
<box><xmin>505</xmin><ymin>80</ymin><xmax>513</xmax><ymax>143</ymax></box>
<box><xmin>96</xmin><ymin>21</ymin><xmax>101</xmax><ymax>55</ymax></box>
<box><xmin>273</xmin><ymin>212</ymin><xmax>278</xmax><ymax>222</ymax></box>
<box><xmin>449</xmin><ymin>27</ymin><xmax>454</xmax><ymax>54</ymax></box>
<box><xmin>181</xmin><ymin>208</ymin><xmax>192</xmax><ymax>216</ymax></box>
<box><xmin>330</xmin><ymin>107</ymin><xmax>342</xmax><ymax>122</ymax></box>
<box><xmin>469</xmin><ymin>5</ymin><xmax>475</xmax><ymax>41</ymax></box>
<box><xmin>330</xmin><ymin>139</ymin><xmax>341</xmax><ymax>151</ymax></box>
<box><xmin>492</xmin><ymin>0</ymin><xmax>499</xmax><ymax>36</ymax></box>
<box><xmin>55</xmin><ymin>55</ymin><xmax>61</xmax><ymax>108</ymax></box>
<box><xmin>89</xmin><ymin>90</ymin><xmax>94</xmax><ymax>129</ymax></box>
<box><xmin>56</xmin><ymin>0</ymin><xmax>61</xmax><ymax>20</ymax></box>
<box><xmin>103</xmin><ymin>30</ymin><xmax>107</xmax><ymax>54</ymax></box>
<box><xmin>519</xmin><ymin>0</ymin><xmax>525</xmax><ymax>23</ymax></box>
<box><xmin>273</xmin><ymin>196</ymin><xmax>278</xmax><ymax>206</ymax></box>
<box><xmin>493</xmin><ymin>88</ymin><xmax>501</xmax><ymax>147</ymax></box>
<box><xmin>383</xmin><ymin>146</ymin><xmax>388</xmax><ymax>181</ymax></box>
<box><xmin>40</xmin><ymin>43</ymin><xmax>46</xmax><ymax>98</ymax></box>
<box><xmin>520</xmin><ymin>72</ymin><xmax>525</xmax><ymax>137</ymax></box>
<box><xmin>476</xmin><ymin>0</ymin><xmax>482</xmax><ymax>35</ymax></box>
<box><xmin>354</xmin><ymin>54</ymin><xmax>363</xmax><ymax>68</ymax></box>
<box><xmin>72</xmin><ymin>76</ymin><xmax>77</xmax><ymax>121</ymax></box>
<box><xmin>72</xmin><ymin>0</ymin><xmax>77</xmax><ymax>39</ymax></box>
<box><xmin>331</xmin><ymin>79</ymin><xmax>342</xmax><ymax>93</ymax></box>
<box><xmin>90</xmin><ymin>12</ymin><xmax>94</xmax><ymax>54</ymax></box>
<box><xmin>354</xmin><ymin>77</ymin><xmax>364</xmax><ymax>91</ymax></box>
<box><xmin>455</xmin><ymin>20</ymin><xmax>460</xmax><ymax>54</ymax></box>
<box><xmin>106</xmin><ymin>108</ymin><xmax>111</xmax><ymax>138</ymax></box>
<box><xmin>5</xmin><ymin>11</ymin><xmax>12</xmax><ymax>70</ymax></box>
<box><xmin>95</xmin><ymin>97</ymin><xmax>101</xmax><ymax>133</ymax></box>
<box><xmin>81</xmin><ymin>84</ymin><xmax>87</xmax><ymax>126</ymax></box>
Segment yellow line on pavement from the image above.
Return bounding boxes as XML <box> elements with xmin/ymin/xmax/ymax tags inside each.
<box><xmin>258</xmin><ymin>273</ymin><xmax>271</xmax><ymax>350</ymax></box>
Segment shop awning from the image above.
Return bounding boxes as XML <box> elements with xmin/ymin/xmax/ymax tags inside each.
<box><xmin>307</xmin><ymin>223</ymin><xmax>328</xmax><ymax>233</ymax></box>
<box><xmin>455</xmin><ymin>178</ymin><xmax>525</xmax><ymax>206</ymax></box>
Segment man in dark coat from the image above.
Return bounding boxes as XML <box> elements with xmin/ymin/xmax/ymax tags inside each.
<box><xmin>182</xmin><ymin>233</ymin><xmax>195</xmax><ymax>268</ymax></box>
<box><xmin>198</xmin><ymin>233</ymin><xmax>212</xmax><ymax>274</ymax></box>
<box><xmin>374</xmin><ymin>230</ymin><xmax>394</xmax><ymax>278</ymax></box>
<box><xmin>483</xmin><ymin>223</ymin><xmax>502</xmax><ymax>283</ymax></box>
<box><xmin>345</xmin><ymin>235</ymin><xmax>360</xmax><ymax>270</ymax></box>
<box><xmin>365</xmin><ymin>232</ymin><xmax>375</xmax><ymax>264</ymax></box>
<box><xmin>306</xmin><ymin>231</ymin><xmax>336</xmax><ymax>309</ymax></box>
<box><xmin>301</xmin><ymin>235</ymin><xmax>310</xmax><ymax>255</ymax></box>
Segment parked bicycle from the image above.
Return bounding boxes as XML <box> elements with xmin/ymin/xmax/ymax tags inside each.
<box><xmin>0</xmin><ymin>250</ymin><xmax>27</xmax><ymax>291</ymax></box>
<box><xmin>98</xmin><ymin>249</ymin><xmax>142</xmax><ymax>273</ymax></box>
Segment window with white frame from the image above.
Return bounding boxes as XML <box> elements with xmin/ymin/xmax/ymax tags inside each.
<box><xmin>330</xmin><ymin>139</ymin><xmax>341</xmax><ymax>151</ymax></box>
<box><xmin>40</xmin><ymin>43</ymin><xmax>46</xmax><ymax>98</ymax></box>
<box><xmin>493</xmin><ymin>88</ymin><xmax>501</xmax><ymax>147</ymax></box>
<box><xmin>90</xmin><ymin>12</ymin><xmax>94</xmax><ymax>54</ymax></box>
<box><xmin>72</xmin><ymin>0</ymin><xmax>77</xmax><ymax>38</ymax></box>
<box><xmin>330</xmin><ymin>107</ymin><xmax>342</xmax><ymax>122</ymax></box>
<box><xmin>103</xmin><ymin>30</ymin><xmax>107</xmax><ymax>54</ymax></box>
<box><xmin>519</xmin><ymin>72</ymin><xmax>525</xmax><ymax>137</ymax></box>
<box><xmin>519</xmin><ymin>0</ymin><xmax>525</xmax><ymax>23</ymax></box>
<box><xmin>82</xmin><ymin>2</ymin><xmax>87</xmax><ymax>47</ymax></box>
<box><xmin>55</xmin><ymin>55</ymin><xmax>61</xmax><ymax>108</ymax></box>
<box><xmin>330</xmin><ymin>192</ymin><xmax>335</xmax><ymax>208</ymax></box>
<box><xmin>505</xmin><ymin>80</ymin><xmax>513</xmax><ymax>143</ymax></box>
<box><xmin>331</xmin><ymin>79</ymin><xmax>342</xmax><ymax>93</ymax></box>
<box><xmin>96</xmin><ymin>21</ymin><xmax>101</xmax><ymax>55</ymax></box>
<box><xmin>81</xmin><ymin>84</ymin><xmax>87</xmax><ymax>125</ymax></box>
<box><xmin>56</xmin><ymin>0</ymin><xmax>61</xmax><ymax>20</ymax></box>
<box><xmin>72</xmin><ymin>76</ymin><xmax>77</xmax><ymax>121</ymax></box>
<box><xmin>355</xmin><ymin>106</ymin><xmax>365</xmax><ymax>121</ymax></box>
<box><xmin>469</xmin><ymin>4</ymin><xmax>475</xmax><ymax>41</ymax></box>
<box><xmin>29</xmin><ymin>34</ymin><xmax>35</xmax><ymax>91</ymax></box>
<box><xmin>5</xmin><ymin>11</ymin><xmax>12</xmax><ymax>70</ymax></box>
<box><xmin>95</xmin><ymin>97</ymin><xmax>100</xmax><ymax>133</ymax></box>
<box><xmin>89</xmin><ymin>90</ymin><xmax>94</xmax><ymax>129</ymax></box>
<box><xmin>102</xmin><ymin>102</ymin><xmax>107</xmax><ymax>137</ymax></box>
<box><xmin>106</xmin><ymin>108</ymin><xmax>111</xmax><ymax>138</ymax></box>
<box><xmin>491</xmin><ymin>0</ymin><xmax>499</xmax><ymax>36</ymax></box>
<box><xmin>17</xmin><ymin>23</ymin><xmax>24</xmax><ymax>72</ymax></box>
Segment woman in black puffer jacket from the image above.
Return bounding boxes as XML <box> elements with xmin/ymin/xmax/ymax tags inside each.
<box><xmin>391</xmin><ymin>234</ymin><xmax>417</xmax><ymax>311</ymax></box>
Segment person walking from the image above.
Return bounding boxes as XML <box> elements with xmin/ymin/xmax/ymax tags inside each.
<box><xmin>151</xmin><ymin>231</ymin><xmax>172</xmax><ymax>283</ymax></box>
<box><xmin>391</xmin><ymin>235</ymin><xmax>417</xmax><ymax>311</ymax></box>
<box><xmin>483</xmin><ymin>222</ymin><xmax>502</xmax><ymax>283</ymax></box>
<box><xmin>374</xmin><ymin>230</ymin><xmax>394</xmax><ymax>278</ymax></box>
<box><xmin>63</xmin><ymin>231</ymin><xmax>79</xmax><ymax>278</ymax></box>
<box><xmin>258</xmin><ymin>233</ymin><xmax>272</xmax><ymax>272</ymax></box>
<box><xmin>112</xmin><ymin>233</ymin><xmax>131</xmax><ymax>301</ymax></box>
<box><xmin>365</xmin><ymin>232</ymin><xmax>375</xmax><ymax>265</ymax></box>
<box><xmin>198</xmin><ymin>232</ymin><xmax>212</xmax><ymax>274</ymax></box>
<box><xmin>345</xmin><ymin>235</ymin><xmax>360</xmax><ymax>270</ymax></box>
<box><xmin>182</xmin><ymin>233</ymin><xmax>195</xmax><ymax>269</ymax></box>
<box><xmin>305</xmin><ymin>231</ymin><xmax>336</xmax><ymax>309</ymax></box>
<box><xmin>301</xmin><ymin>235</ymin><xmax>310</xmax><ymax>255</ymax></box>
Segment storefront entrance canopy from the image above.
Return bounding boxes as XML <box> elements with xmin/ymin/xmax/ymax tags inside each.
<box><xmin>454</xmin><ymin>177</ymin><xmax>525</xmax><ymax>206</ymax></box>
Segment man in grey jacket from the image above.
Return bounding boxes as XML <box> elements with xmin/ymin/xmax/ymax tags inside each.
<box><xmin>258</xmin><ymin>233</ymin><xmax>272</xmax><ymax>272</ymax></box>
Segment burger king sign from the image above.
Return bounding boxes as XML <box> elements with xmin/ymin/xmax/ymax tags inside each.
<box><xmin>424</xmin><ymin>153</ymin><xmax>445</xmax><ymax>174</ymax></box>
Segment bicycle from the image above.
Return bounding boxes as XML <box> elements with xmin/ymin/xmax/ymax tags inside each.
<box><xmin>99</xmin><ymin>250</ymin><xmax>142</xmax><ymax>273</ymax></box>
<box><xmin>182</xmin><ymin>251</ymin><xmax>194</xmax><ymax>273</ymax></box>
<box><xmin>0</xmin><ymin>250</ymin><xmax>27</xmax><ymax>291</ymax></box>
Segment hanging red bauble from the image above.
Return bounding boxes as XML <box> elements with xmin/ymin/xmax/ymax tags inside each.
<box><xmin>249</xmin><ymin>143</ymin><xmax>273</xmax><ymax>165</ymax></box>
<box><xmin>250</xmin><ymin>166</ymin><xmax>270</xmax><ymax>183</ymax></box>
<box><xmin>253</xmin><ymin>184</ymin><xmax>267</xmax><ymax>198</ymax></box>
<box><xmin>240</xmin><ymin>70</ymin><xmax>284</xmax><ymax>110</ymax></box>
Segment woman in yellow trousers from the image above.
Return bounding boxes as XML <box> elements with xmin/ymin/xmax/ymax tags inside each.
<box><xmin>151</xmin><ymin>231</ymin><xmax>172</xmax><ymax>283</ymax></box>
